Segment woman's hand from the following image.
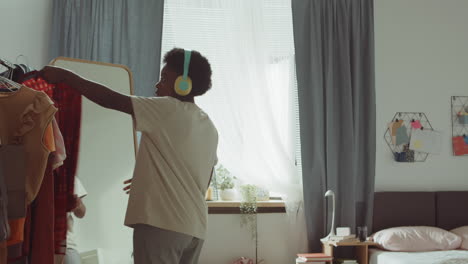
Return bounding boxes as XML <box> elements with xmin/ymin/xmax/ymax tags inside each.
<box><xmin>38</xmin><ymin>65</ymin><xmax>76</xmax><ymax>84</ymax></box>
<box><xmin>123</xmin><ymin>179</ymin><xmax>133</xmax><ymax>194</ymax></box>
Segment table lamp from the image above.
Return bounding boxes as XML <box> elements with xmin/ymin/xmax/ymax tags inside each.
<box><xmin>320</xmin><ymin>190</ymin><xmax>336</xmax><ymax>242</ymax></box>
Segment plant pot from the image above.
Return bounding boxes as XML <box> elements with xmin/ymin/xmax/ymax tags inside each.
<box><xmin>220</xmin><ymin>189</ymin><xmax>237</xmax><ymax>201</ymax></box>
<box><xmin>256</xmin><ymin>187</ymin><xmax>270</xmax><ymax>201</ymax></box>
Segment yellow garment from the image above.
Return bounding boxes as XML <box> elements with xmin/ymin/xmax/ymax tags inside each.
<box><xmin>0</xmin><ymin>86</ymin><xmax>57</xmax><ymax>204</ymax></box>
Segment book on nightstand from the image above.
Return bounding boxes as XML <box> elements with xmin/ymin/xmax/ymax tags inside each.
<box><xmin>295</xmin><ymin>258</ymin><xmax>327</xmax><ymax>263</ymax></box>
<box><xmin>296</xmin><ymin>253</ymin><xmax>333</xmax><ymax>263</ymax></box>
<box><xmin>329</xmin><ymin>235</ymin><xmax>357</xmax><ymax>241</ymax></box>
<box><xmin>334</xmin><ymin>259</ymin><xmax>358</xmax><ymax>264</ymax></box>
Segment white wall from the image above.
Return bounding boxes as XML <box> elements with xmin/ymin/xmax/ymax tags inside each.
<box><xmin>0</xmin><ymin>0</ymin><xmax>53</xmax><ymax>69</ymax></box>
<box><xmin>200</xmin><ymin>213</ymin><xmax>308</xmax><ymax>264</ymax></box>
<box><xmin>374</xmin><ymin>0</ymin><xmax>468</xmax><ymax>191</ymax></box>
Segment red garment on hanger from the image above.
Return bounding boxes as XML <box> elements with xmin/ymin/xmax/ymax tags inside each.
<box><xmin>21</xmin><ymin>208</ymin><xmax>31</xmax><ymax>262</ymax></box>
<box><xmin>29</xmin><ymin>155</ymin><xmax>55</xmax><ymax>264</ymax></box>
<box><xmin>53</xmin><ymin>82</ymin><xmax>81</xmax><ymax>253</ymax></box>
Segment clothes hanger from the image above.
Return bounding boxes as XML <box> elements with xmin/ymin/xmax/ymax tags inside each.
<box><xmin>0</xmin><ymin>58</ymin><xmax>15</xmax><ymax>71</ymax></box>
<box><xmin>0</xmin><ymin>58</ymin><xmax>15</xmax><ymax>82</ymax></box>
<box><xmin>0</xmin><ymin>62</ymin><xmax>15</xmax><ymax>92</ymax></box>
<box><xmin>0</xmin><ymin>76</ymin><xmax>21</xmax><ymax>92</ymax></box>
<box><xmin>16</xmin><ymin>54</ymin><xmax>32</xmax><ymax>73</ymax></box>
<box><xmin>1</xmin><ymin>56</ymin><xmax>33</xmax><ymax>83</ymax></box>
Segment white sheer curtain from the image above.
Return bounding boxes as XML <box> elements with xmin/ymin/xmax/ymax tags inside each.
<box><xmin>161</xmin><ymin>0</ymin><xmax>302</xmax><ymax>205</ymax></box>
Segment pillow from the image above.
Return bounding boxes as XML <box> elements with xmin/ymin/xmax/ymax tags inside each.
<box><xmin>451</xmin><ymin>226</ymin><xmax>468</xmax><ymax>250</ymax></box>
<box><xmin>372</xmin><ymin>226</ymin><xmax>462</xmax><ymax>252</ymax></box>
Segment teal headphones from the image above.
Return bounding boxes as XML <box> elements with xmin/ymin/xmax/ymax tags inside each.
<box><xmin>174</xmin><ymin>50</ymin><xmax>192</xmax><ymax>96</ymax></box>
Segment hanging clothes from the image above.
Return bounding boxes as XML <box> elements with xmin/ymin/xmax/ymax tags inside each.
<box><xmin>54</xmin><ymin>82</ymin><xmax>81</xmax><ymax>212</ymax></box>
<box><xmin>0</xmin><ymin>242</ymin><xmax>5</xmax><ymax>264</ymax></box>
<box><xmin>0</xmin><ymin>146</ymin><xmax>26</xmax><ymax>220</ymax></box>
<box><xmin>0</xmin><ymin>72</ymin><xmax>81</xmax><ymax>262</ymax></box>
<box><xmin>0</xmin><ymin>145</ymin><xmax>15</xmax><ymax>242</ymax></box>
<box><xmin>28</xmin><ymin>155</ymin><xmax>55</xmax><ymax>264</ymax></box>
<box><xmin>20</xmin><ymin>208</ymin><xmax>31</xmax><ymax>264</ymax></box>
<box><xmin>0</xmin><ymin>86</ymin><xmax>56</xmax><ymax>264</ymax></box>
<box><xmin>6</xmin><ymin>129</ymin><xmax>57</xmax><ymax>264</ymax></box>
<box><xmin>20</xmin><ymin>75</ymin><xmax>81</xmax><ymax>254</ymax></box>
<box><xmin>0</xmin><ymin>86</ymin><xmax>57</xmax><ymax>203</ymax></box>
<box><xmin>0</xmin><ymin>147</ymin><xmax>10</xmax><ymax>264</ymax></box>
<box><xmin>51</xmin><ymin>119</ymin><xmax>67</xmax><ymax>170</ymax></box>
<box><xmin>0</xmin><ymin>121</ymin><xmax>65</xmax><ymax>264</ymax></box>
<box><xmin>4</xmin><ymin>125</ymin><xmax>55</xmax><ymax>264</ymax></box>
<box><xmin>54</xmin><ymin>82</ymin><xmax>82</xmax><ymax>254</ymax></box>
<box><xmin>20</xmin><ymin>76</ymin><xmax>66</xmax><ymax>170</ymax></box>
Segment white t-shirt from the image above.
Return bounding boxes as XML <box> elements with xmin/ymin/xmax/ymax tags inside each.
<box><xmin>125</xmin><ymin>96</ymin><xmax>218</xmax><ymax>239</ymax></box>
<box><xmin>67</xmin><ymin>177</ymin><xmax>87</xmax><ymax>250</ymax></box>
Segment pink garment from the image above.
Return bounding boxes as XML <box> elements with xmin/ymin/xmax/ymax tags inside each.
<box><xmin>51</xmin><ymin>118</ymin><xmax>66</xmax><ymax>170</ymax></box>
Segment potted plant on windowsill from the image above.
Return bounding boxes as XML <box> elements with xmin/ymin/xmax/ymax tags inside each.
<box><xmin>216</xmin><ymin>165</ymin><xmax>237</xmax><ymax>201</ymax></box>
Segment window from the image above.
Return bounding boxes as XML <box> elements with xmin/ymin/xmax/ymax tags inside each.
<box><xmin>161</xmin><ymin>0</ymin><xmax>302</xmax><ymax>198</ymax></box>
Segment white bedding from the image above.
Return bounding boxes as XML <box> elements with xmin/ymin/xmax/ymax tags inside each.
<box><xmin>369</xmin><ymin>248</ymin><xmax>468</xmax><ymax>264</ymax></box>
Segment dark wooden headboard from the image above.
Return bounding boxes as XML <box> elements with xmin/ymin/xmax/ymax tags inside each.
<box><xmin>372</xmin><ymin>191</ymin><xmax>468</xmax><ymax>233</ymax></box>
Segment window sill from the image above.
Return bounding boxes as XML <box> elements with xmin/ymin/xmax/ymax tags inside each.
<box><xmin>207</xmin><ymin>200</ymin><xmax>286</xmax><ymax>214</ymax></box>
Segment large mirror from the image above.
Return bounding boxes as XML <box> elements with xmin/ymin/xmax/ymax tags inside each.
<box><xmin>51</xmin><ymin>57</ymin><xmax>136</xmax><ymax>264</ymax></box>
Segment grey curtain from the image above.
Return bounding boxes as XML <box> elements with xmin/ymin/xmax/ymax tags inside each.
<box><xmin>50</xmin><ymin>0</ymin><xmax>165</xmax><ymax>96</ymax></box>
<box><xmin>292</xmin><ymin>0</ymin><xmax>376</xmax><ymax>251</ymax></box>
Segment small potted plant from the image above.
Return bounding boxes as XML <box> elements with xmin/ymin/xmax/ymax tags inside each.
<box><xmin>216</xmin><ymin>165</ymin><xmax>237</xmax><ymax>201</ymax></box>
<box><xmin>256</xmin><ymin>186</ymin><xmax>270</xmax><ymax>201</ymax></box>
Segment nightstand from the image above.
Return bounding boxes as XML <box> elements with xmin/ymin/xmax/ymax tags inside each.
<box><xmin>322</xmin><ymin>240</ymin><xmax>379</xmax><ymax>264</ymax></box>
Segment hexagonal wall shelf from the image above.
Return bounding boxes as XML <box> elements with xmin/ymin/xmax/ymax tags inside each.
<box><xmin>384</xmin><ymin>112</ymin><xmax>433</xmax><ymax>162</ymax></box>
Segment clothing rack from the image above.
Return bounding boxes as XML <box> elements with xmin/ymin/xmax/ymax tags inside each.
<box><xmin>0</xmin><ymin>60</ymin><xmax>81</xmax><ymax>263</ymax></box>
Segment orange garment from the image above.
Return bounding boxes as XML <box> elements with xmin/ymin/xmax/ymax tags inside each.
<box><xmin>5</xmin><ymin>219</ymin><xmax>25</xmax><ymax>246</ymax></box>
<box><xmin>44</xmin><ymin>122</ymin><xmax>56</xmax><ymax>152</ymax></box>
<box><xmin>0</xmin><ymin>86</ymin><xmax>57</xmax><ymax>204</ymax></box>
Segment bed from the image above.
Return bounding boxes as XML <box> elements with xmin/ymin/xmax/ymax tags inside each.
<box><xmin>369</xmin><ymin>191</ymin><xmax>468</xmax><ymax>264</ymax></box>
<box><xmin>369</xmin><ymin>249</ymin><xmax>468</xmax><ymax>264</ymax></box>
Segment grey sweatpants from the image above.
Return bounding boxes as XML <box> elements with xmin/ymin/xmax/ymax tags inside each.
<box><xmin>133</xmin><ymin>224</ymin><xmax>204</xmax><ymax>264</ymax></box>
